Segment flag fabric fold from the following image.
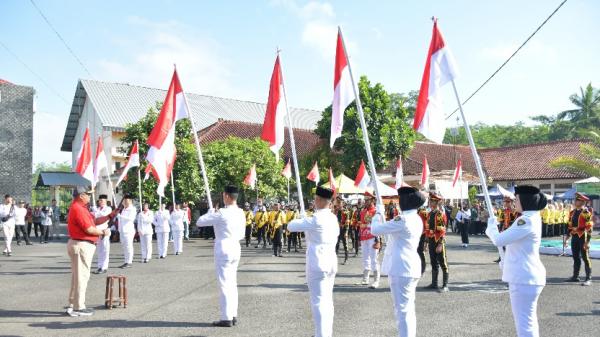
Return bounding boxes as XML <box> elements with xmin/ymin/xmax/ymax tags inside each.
<box><xmin>328</xmin><ymin>167</ymin><xmax>337</xmax><ymax>198</ymax></box>
<box><xmin>116</xmin><ymin>140</ymin><xmax>140</xmax><ymax>187</ymax></box>
<box><xmin>394</xmin><ymin>158</ymin><xmax>404</xmax><ymax>189</ymax></box>
<box><xmin>413</xmin><ymin>19</ymin><xmax>459</xmax><ymax>144</ymax></box>
<box><xmin>353</xmin><ymin>160</ymin><xmax>371</xmax><ymax>189</ymax></box>
<box><xmin>330</xmin><ymin>28</ymin><xmax>354</xmax><ymax>148</ymax></box>
<box><xmin>281</xmin><ymin>159</ymin><xmax>292</xmax><ymax>179</ymax></box>
<box><xmin>92</xmin><ymin>135</ymin><xmax>108</xmax><ymax>187</ymax></box>
<box><xmin>146</xmin><ymin>70</ymin><xmax>188</xmax><ymax>196</ymax></box>
<box><xmin>421</xmin><ymin>156</ymin><xmax>430</xmax><ymax>188</ymax></box>
<box><xmin>452</xmin><ymin>158</ymin><xmax>462</xmax><ymax>187</ymax></box>
<box><xmin>261</xmin><ymin>55</ymin><xmax>287</xmax><ymax>161</ymax></box>
<box><xmin>306</xmin><ymin>162</ymin><xmax>320</xmax><ymax>184</ymax></box>
<box><xmin>74</xmin><ymin>127</ymin><xmax>94</xmax><ymax>184</ymax></box>
<box><xmin>243</xmin><ymin>164</ymin><xmax>257</xmax><ymax>189</ymax></box>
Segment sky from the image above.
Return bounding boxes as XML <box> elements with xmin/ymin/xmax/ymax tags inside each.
<box><xmin>1</xmin><ymin>0</ymin><xmax>599</xmax><ymax>166</ymax></box>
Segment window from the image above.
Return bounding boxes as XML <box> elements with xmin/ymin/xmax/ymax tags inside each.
<box><xmin>555</xmin><ymin>183</ymin><xmax>572</xmax><ymax>189</ymax></box>
<box><xmin>539</xmin><ymin>184</ymin><xmax>551</xmax><ymax>190</ymax></box>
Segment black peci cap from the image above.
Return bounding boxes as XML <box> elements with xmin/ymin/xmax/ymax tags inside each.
<box><xmin>98</xmin><ymin>194</ymin><xmax>108</xmax><ymax>200</ymax></box>
<box><xmin>122</xmin><ymin>194</ymin><xmax>134</xmax><ymax>200</ymax></box>
<box><xmin>398</xmin><ymin>186</ymin><xmax>427</xmax><ymax>211</ymax></box>
<box><xmin>514</xmin><ymin>185</ymin><xmax>547</xmax><ymax>211</ymax></box>
<box><xmin>224</xmin><ymin>185</ymin><xmax>239</xmax><ymax>194</ymax></box>
<box><xmin>315</xmin><ymin>186</ymin><xmax>334</xmax><ymax>199</ymax></box>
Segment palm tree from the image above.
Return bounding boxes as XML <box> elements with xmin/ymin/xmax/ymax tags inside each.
<box><xmin>550</xmin><ymin>129</ymin><xmax>600</xmax><ymax>177</ymax></box>
<box><xmin>557</xmin><ymin>83</ymin><xmax>600</xmax><ymax>131</ymax></box>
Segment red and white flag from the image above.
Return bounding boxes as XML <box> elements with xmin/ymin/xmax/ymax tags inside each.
<box><xmin>328</xmin><ymin>167</ymin><xmax>337</xmax><ymax>195</ymax></box>
<box><xmin>394</xmin><ymin>158</ymin><xmax>404</xmax><ymax>189</ymax></box>
<box><xmin>243</xmin><ymin>164</ymin><xmax>257</xmax><ymax>189</ymax></box>
<box><xmin>413</xmin><ymin>19</ymin><xmax>459</xmax><ymax>144</ymax></box>
<box><xmin>146</xmin><ymin>70</ymin><xmax>189</xmax><ymax>196</ymax></box>
<box><xmin>92</xmin><ymin>135</ymin><xmax>108</xmax><ymax>187</ymax></box>
<box><xmin>354</xmin><ymin>160</ymin><xmax>371</xmax><ymax>189</ymax></box>
<box><xmin>330</xmin><ymin>28</ymin><xmax>355</xmax><ymax>148</ymax></box>
<box><xmin>261</xmin><ymin>55</ymin><xmax>287</xmax><ymax>161</ymax></box>
<box><xmin>281</xmin><ymin>159</ymin><xmax>292</xmax><ymax>179</ymax></box>
<box><xmin>452</xmin><ymin>158</ymin><xmax>462</xmax><ymax>187</ymax></box>
<box><xmin>306</xmin><ymin>161</ymin><xmax>320</xmax><ymax>184</ymax></box>
<box><xmin>421</xmin><ymin>156</ymin><xmax>430</xmax><ymax>188</ymax></box>
<box><xmin>74</xmin><ymin>127</ymin><xmax>94</xmax><ymax>184</ymax></box>
<box><xmin>116</xmin><ymin>140</ymin><xmax>140</xmax><ymax>187</ymax></box>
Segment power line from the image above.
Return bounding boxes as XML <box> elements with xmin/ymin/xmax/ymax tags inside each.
<box><xmin>446</xmin><ymin>0</ymin><xmax>568</xmax><ymax>120</ymax></box>
<box><xmin>0</xmin><ymin>39</ymin><xmax>69</xmax><ymax>104</ymax></box>
<box><xmin>29</xmin><ymin>0</ymin><xmax>94</xmax><ymax>79</ymax></box>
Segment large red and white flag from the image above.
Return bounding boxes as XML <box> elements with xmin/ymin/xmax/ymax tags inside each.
<box><xmin>394</xmin><ymin>158</ymin><xmax>404</xmax><ymax>189</ymax></box>
<box><xmin>243</xmin><ymin>164</ymin><xmax>257</xmax><ymax>189</ymax></box>
<box><xmin>74</xmin><ymin>127</ymin><xmax>94</xmax><ymax>184</ymax></box>
<box><xmin>116</xmin><ymin>140</ymin><xmax>140</xmax><ymax>187</ymax></box>
<box><xmin>452</xmin><ymin>158</ymin><xmax>462</xmax><ymax>187</ymax></box>
<box><xmin>354</xmin><ymin>160</ymin><xmax>371</xmax><ymax>189</ymax></box>
<box><xmin>330</xmin><ymin>28</ymin><xmax>354</xmax><ymax>148</ymax></box>
<box><xmin>92</xmin><ymin>136</ymin><xmax>108</xmax><ymax>187</ymax></box>
<box><xmin>146</xmin><ymin>70</ymin><xmax>189</xmax><ymax>196</ymax></box>
<box><xmin>281</xmin><ymin>159</ymin><xmax>292</xmax><ymax>179</ymax></box>
<box><xmin>413</xmin><ymin>19</ymin><xmax>459</xmax><ymax>144</ymax></box>
<box><xmin>261</xmin><ymin>55</ymin><xmax>287</xmax><ymax>161</ymax></box>
<box><xmin>306</xmin><ymin>162</ymin><xmax>320</xmax><ymax>184</ymax></box>
<box><xmin>421</xmin><ymin>156</ymin><xmax>430</xmax><ymax>188</ymax></box>
<box><xmin>328</xmin><ymin>167</ymin><xmax>337</xmax><ymax>197</ymax></box>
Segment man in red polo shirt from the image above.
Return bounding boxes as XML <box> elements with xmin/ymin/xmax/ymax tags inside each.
<box><xmin>65</xmin><ymin>186</ymin><xmax>117</xmax><ymax>317</ymax></box>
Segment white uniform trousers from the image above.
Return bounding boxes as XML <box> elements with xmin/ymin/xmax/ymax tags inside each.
<box><xmin>120</xmin><ymin>232</ymin><xmax>135</xmax><ymax>264</ymax></box>
<box><xmin>2</xmin><ymin>223</ymin><xmax>15</xmax><ymax>253</ymax></box>
<box><xmin>172</xmin><ymin>230</ymin><xmax>183</xmax><ymax>254</ymax></box>
<box><xmin>139</xmin><ymin>234</ymin><xmax>153</xmax><ymax>261</ymax></box>
<box><xmin>389</xmin><ymin>276</ymin><xmax>419</xmax><ymax>337</ymax></box>
<box><xmin>307</xmin><ymin>271</ymin><xmax>336</xmax><ymax>337</ymax></box>
<box><xmin>96</xmin><ymin>234</ymin><xmax>110</xmax><ymax>270</ymax></box>
<box><xmin>215</xmin><ymin>258</ymin><xmax>240</xmax><ymax>320</ymax></box>
<box><xmin>361</xmin><ymin>238</ymin><xmax>380</xmax><ymax>272</ymax></box>
<box><xmin>509</xmin><ymin>283</ymin><xmax>544</xmax><ymax>337</ymax></box>
<box><xmin>156</xmin><ymin>232</ymin><xmax>169</xmax><ymax>257</ymax></box>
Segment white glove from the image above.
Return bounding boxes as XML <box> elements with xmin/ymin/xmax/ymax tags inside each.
<box><xmin>376</xmin><ymin>203</ymin><xmax>386</xmax><ymax>218</ymax></box>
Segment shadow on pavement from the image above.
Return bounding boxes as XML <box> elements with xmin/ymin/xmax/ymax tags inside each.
<box><xmin>0</xmin><ymin>309</ymin><xmax>65</xmax><ymax>318</ymax></box>
<box><xmin>556</xmin><ymin>310</ymin><xmax>600</xmax><ymax>317</ymax></box>
<box><xmin>29</xmin><ymin>319</ymin><xmax>214</xmax><ymax>329</ymax></box>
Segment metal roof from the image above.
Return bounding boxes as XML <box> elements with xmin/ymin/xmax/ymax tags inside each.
<box><xmin>61</xmin><ymin>79</ymin><xmax>322</xmax><ymax>152</ymax></box>
<box><xmin>36</xmin><ymin>171</ymin><xmax>90</xmax><ymax>187</ymax></box>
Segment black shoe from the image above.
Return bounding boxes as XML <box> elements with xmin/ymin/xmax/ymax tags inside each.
<box><xmin>7</xmin><ymin>252</ymin><xmax>12</xmax><ymax>257</ymax></box>
<box><xmin>26</xmin><ymin>242</ymin><xmax>33</xmax><ymax>245</ymax></box>
<box><xmin>119</xmin><ymin>263</ymin><xmax>132</xmax><ymax>269</ymax></box>
<box><xmin>494</xmin><ymin>257</ymin><xmax>501</xmax><ymax>263</ymax></box>
<box><xmin>74</xmin><ymin>308</ymin><xmax>94</xmax><ymax>316</ymax></box>
<box><xmin>98</xmin><ymin>269</ymin><xmax>107</xmax><ymax>274</ymax></box>
<box><xmin>566</xmin><ymin>276</ymin><xmax>580</xmax><ymax>282</ymax></box>
<box><xmin>17</xmin><ymin>242</ymin><xmax>21</xmax><ymax>246</ymax></box>
<box><xmin>425</xmin><ymin>283</ymin><xmax>438</xmax><ymax>290</ymax></box>
<box><xmin>212</xmin><ymin>320</ymin><xmax>233</xmax><ymax>327</ymax></box>
<box><xmin>159</xmin><ymin>256</ymin><xmax>165</xmax><ymax>259</ymax></box>
<box><xmin>232</xmin><ymin>317</ymin><xmax>238</xmax><ymax>325</ymax></box>
<box><xmin>175</xmin><ymin>252</ymin><xmax>179</xmax><ymax>256</ymax></box>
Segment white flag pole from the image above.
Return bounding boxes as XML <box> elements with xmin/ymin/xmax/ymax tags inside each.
<box><xmin>137</xmin><ymin>167</ymin><xmax>143</xmax><ymax>208</ymax></box>
<box><xmin>278</xmin><ymin>51</ymin><xmax>306</xmax><ymax>215</ymax></box>
<box><xmin>177</xmin><ymin>67</ymin><xmax>213</xmax><ymax>209</ymax></box>
<box><xmin>338</xmin><ymin>27</ymin><xmax>382</xmax><ymax>207</ymax></box>
<box><xmin>170</xmin><ymin>170</ymin><xmax>177</xmax><ymax>207</ymax></box>
<box><xmin>451</xmin><ymin>80</ymin><xmax>502</xmax><ymax>259</ymax></box>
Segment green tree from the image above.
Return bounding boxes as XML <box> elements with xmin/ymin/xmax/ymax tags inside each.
<box><xmin>314</xmin><ymin>76</ymin><xmax>416</xmax><ymax>175</ymax></box>
<box><xmin>557</xmin><ymin>83</ymin><xmax>600</xmax><ymax>131</ymax></box>
<box><xmin>550</xmin><ymin>130</ymin><xmax>600</xmax><ymax>177</ymax></box>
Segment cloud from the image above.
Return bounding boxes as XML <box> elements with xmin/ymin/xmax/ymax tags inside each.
<box><xmin>96</xmin><ymin>17</ymin><xmax>234</xmax><ymax>97</ymax></box>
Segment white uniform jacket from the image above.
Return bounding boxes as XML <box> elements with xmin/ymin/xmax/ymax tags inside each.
<box><xmin>0</xmin><ymin>204</ymin><xmax>16</xmax><ymax>226</ymax></box>
<box><xmin>170</xmin><ymin>209</ymin><xmax>186</xmax><ymax>231</ymax></box>
<box><xmin>94</xmin><ymin>206</ymin><xmax>113</xmax><ymax>230</ymax></box>
<box><xmin>138</xmin><ymin>210</ymin><xmax>154</xmax><ymax>235</ymax></box>
<box><xmin>196</xmin><ymin>206</ymin><xmax>245</xmax><ymax>261</ymax></box>
<box><xmin>486</xmin><ymin>211</ymin><xmax>546</xmax><ymax>286</ymax></box>
<box><xmin>287</xmin><ymin>209</ymin><xmax>340</xmax><ymax>274</ymax></box>
<box><xmin>153</xmin><ymin>210</ymin><xmax>171</xmax><ymax>233</ymax></box>
<box><xmin>117</xmin><ymin>206</ymin><xmax>137</xmax><ymax>234</ymax></box>
<box><xmin>371</xmin><ymin>209</ymin><xmax>422</xmax><ymax>278</ymax></box>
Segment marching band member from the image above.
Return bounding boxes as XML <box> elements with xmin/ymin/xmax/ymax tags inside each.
<box><xmin>565</xmin><ymin>192</ymin><xmax>593</xmax><ymax>286</ymax></box>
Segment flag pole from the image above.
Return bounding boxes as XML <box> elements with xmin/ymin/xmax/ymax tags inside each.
<box><xmin>177</xmin><ymin>67</ymin><xmax>213</xmax><ymax>209</ymax></box>
<box><xmin>278</xmin><ymin>51</ymin><xmax>306</xmax><ymax>214</ymax></box>
<box><xmin>451</xmin><ymin>80</ymin><xmax>502</xmax><ymax>259</ymax></box>
<box><xmin>170</xmin><ymin>171</ymin><xmax>177</xmax><ymax>207</ymax></box>
<box><xmin>137</xmin><ymin>167</ymin><xmax>143</xmax><ymax>208</ymax></box>
<box><xmin>338</xmin><ymin>27</ymin><xmax>382</xmax><ymax>206</ymax></box>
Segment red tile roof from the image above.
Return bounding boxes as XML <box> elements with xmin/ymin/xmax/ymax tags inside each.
<box><xmin>398</xmin><ymin>141</ymin><xmax>477</xmax><ymax>176</ymax></box>
<box><xmin>198</xmin><ymin>119</ymin><xmax>322</xmax><ymax>159</ymax></box>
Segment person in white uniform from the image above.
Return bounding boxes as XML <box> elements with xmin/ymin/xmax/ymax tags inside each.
<box><xmin>0</xmin><ymin>194</ymin><xmax>16</xmax><ymax>256</ymax></box>
<box><xmin>486</xmin><ymin>185</ymin><xmax>547</xmax><ymax>337</ymax></box>
<box><xmin>93</xmin><ymin>195</ymin><xmax>112</xmax><ymax>274</ymax></box>
<box><xmin>137</xmin><ymin>203</ymin><xmax>154</xmax><ymax>263</ymax></box>
<box><xmin>170</xmin><ymin>203</ymin><xmax>185</xmax><ymax>255</ymax></box>
<box><xmin>154</xmin><ymin>204</ymin><xmax>171</xmax><ymax>259</ymax></box>
<box><xmin>371</xmin><ymin>186</ymin><xmax>427</xmax><ymax>337</ymax></box>
<box><xmin>287</xmin><ymin>186</ymin><xmax>339</xmax><ymax>337</ymax></box>
<box><xmin>116</xmin><ymin>195</ymin><xmax>137</xmax><ymax>268</ymax></box>
<box><xmin>196</xmin><ymin>185</ymin><xmax>245</xmax><ymax>327</ymax></box>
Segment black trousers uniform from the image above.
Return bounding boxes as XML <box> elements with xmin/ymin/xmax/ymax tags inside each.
<box><xmin>459</xmin><ymin>221</ymin><xmax>469</xmax><ymax>244</ymax></box>
<box><xmin>428</xmin><ymin>238</ymin><xmax>449</xmax><ymax>287</ymax></box>
<box><xmin>287</xmin><ymin>232</ymin><xmax>299</xmax><ymax>252</ymax></box>
<box><xmin>244</xmin><ymin>225</ymin><xmax>252</xmax><ymax>247</ymax></box>
<box><xmin>571</xmin><ymin>235</ymin><xmax>592</xmax><ymax>280</ymax></box>
<box><xmin>256</xmin><ymin>226</ymin><xmax>267</xmax><ymax>248</ymax></box>
<box><xmin>272</xmin><ymin>227</ymin><xmax>283</xmax><ymax>256</ymax></box>
<box><xmin>336</xmin><ymin>226</ymin><xmax>349</xmax><ymax>263</ymax></box>
<box><xmin>417</xmin><ymin>234</ymin><xmax>427</xmax><ymax>274</ymax></box>
<box><xmin>15</xmin><ymin>225</ymin><xmax>31</xmax><ymax>244</ymax></box>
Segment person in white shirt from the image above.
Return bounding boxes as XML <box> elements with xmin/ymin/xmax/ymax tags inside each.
<box><xmin>170</xmin><ymin>203</ymin><xmax>185</xmax><ymax>255</ymax></box>
<box><xmin>486</xmin><ymin>185</ymin><xmax>547</xmax><ymax>337</ymax></box>
<box><xmin>287</xmin><ymin>186</ymin><xmax>339</xmax><ymax>337</ymax></box>
<box><xmin>455</xmin><ymin>205</ymin><xmax>470</xmax><ymax>248</ymax></box>
<box><xmin>15</xmin><ymin>200</ymin><xmax>31</xmax><ymax>246</ymax></box>
<box><xmin>137</xmin><ymin>203</ymin><xmax>154</xmax><ymax>263</ymax></box>
<box><xmin>93</xmin><ymin>195</ymin><xmax>112</xmax><ymax>274</ymax></box>
<box><xmin>371</xmin><ymin>186</ymin><xmax>427</xmax><ymax>337</ymax></box>
<box><xmin>196</xmin><ymin>185</ymin><xmax>245</xmax><ymax>327</ymax></box>
<box><xmin>1</xmin><ymin>194</ymin><xmax>16</xmax><ymax>256</ymax></box>
<box><xmin>154</xmin><ymin>204</ymin><xmax>171</xmax><ymax>259</ymax></box>
<box><xmin>116</xmin><ymin>195</ymin><xmax>137</xmax><ymax>268</ymax></box>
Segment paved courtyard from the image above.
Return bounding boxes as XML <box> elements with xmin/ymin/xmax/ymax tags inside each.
<box><xmin>0</xmin><ymin>231</ymin><xmax>598</xmax><ymax>337</ymax></box>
